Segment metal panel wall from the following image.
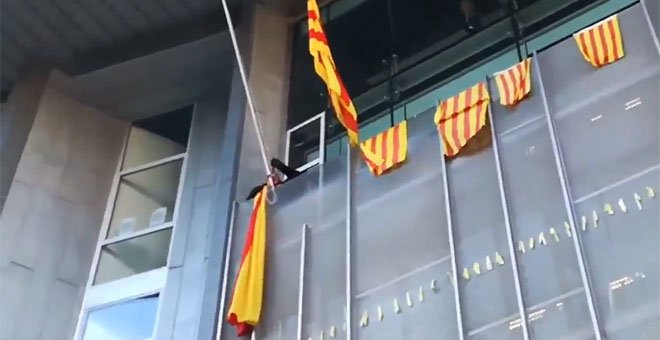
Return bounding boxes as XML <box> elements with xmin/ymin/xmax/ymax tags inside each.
<box><xmin>217</xmin><ymin>3</ymin><xmax>659</xmax><ymax>340</ymax></box>
<box><xmin>353</xmin><ymin>114</ymin><xmax>457</xmax><ymax>340</ymax></box>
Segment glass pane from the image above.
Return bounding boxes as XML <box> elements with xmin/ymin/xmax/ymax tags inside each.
<box><xmin>288</xmin><ymin>116</ymin><xmax>322</xmax><ymax>169</ymax></box>
<box><xmin>353</xmin><ymin>115</ymin><xmax>458</xmax><ymax>339</ymax></box>
<box><xmin>82</xmin><ymin>294</ymin><xmax>159</xmax><ymax>340</ymax></box>
<box><xmin>447</xmin><ymin>147</ymin><xmax>522</xmax><ymax>339</ymax></box>
<box><xmin>122</xmin><ymin>106</ymin><xmax>192</xmax><ymax>170</ymax></box>
<box><xmin>107</xmin><ymin>160</ymin><xmax>183</xmax><ymax>239</ymax></box>
<box><xmin>94</xmin><ymin>228</ymin><xmax>172</xmax><ymax>285</ymax></box>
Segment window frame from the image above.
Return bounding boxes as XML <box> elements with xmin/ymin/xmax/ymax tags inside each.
<box><xmin>73</xmin><ymin>108</ymin><xmax>193</xmax><ymax>340</ymax></box>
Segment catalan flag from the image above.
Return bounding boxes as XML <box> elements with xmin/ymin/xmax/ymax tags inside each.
<box><xmin>227</xmin><ymin>186</ymin><xmax>268</xmax><ymax>337</ymax></box>
<box><xmin>434</xmin><ymin>83</ymin><xmax>490</xmax><ymax>156</ymax></box>
<box><xmin>494</xmin><ymin>58</ymin><xmax>531</xmax><ymax>107</ymax></box>
<box><xmin>574</xmin><ymin>15</ymin><xmax>624</xmax><ymax>68</ymax></box>
<box><xmin>308</xmin><ymin>0</ymin><xmax>359</xmax><ymax>146</ymax></box>
<box><xmin>360</xmin><ymin>121</ymin><xmax>408</xmax><ymax>176</ymax></box>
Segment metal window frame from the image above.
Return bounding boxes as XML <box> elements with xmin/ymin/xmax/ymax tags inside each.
<box><xmin>73</xmin><ymin>112</ymin><xmax>193</xmax><ymax>340</ymax></box>
<box><xmin>285</xmin><ymin>111</ymin><xmax>326</xmax><ymax>172</ymax></box>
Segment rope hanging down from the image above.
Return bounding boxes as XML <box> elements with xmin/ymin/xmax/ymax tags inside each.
<box><xmin>220</xmin><ymin>0</ymin><xmax>277</xmax><ymax>204</ymax></box>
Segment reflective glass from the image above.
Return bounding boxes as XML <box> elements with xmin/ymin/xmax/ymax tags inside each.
<box><xmin>107</xmin><ymin>160</ymin><xmax>183</xmax><ymax>238</ymax></box>
<box><xmin>94</xmin><ymin>228</ymin><xmax>172</xmax><ymax>285</ymax></box>
<box><xmin>121</xmin><ymin>106</ymin><xmax>192</xmax><ymax>170</ymax></box>
<box><xmin>82</xmin><ymin>294</ymin><xmax>158</xmax><ymax>340</ymax></box>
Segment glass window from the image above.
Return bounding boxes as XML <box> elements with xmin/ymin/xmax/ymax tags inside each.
<box><xmin>121</xmin><ymin>106</ymin><xmax>192</xmax><ymax>170</ymax></box>
<box><xmin>82</xmin><ymin>294</ymin><xmax>159</xmax><ymax>340</ymax></box>
<box><xmin>107</xmin><ymin>160</ymin><xmax>183</xmax><ymax>239</ymax></box>
<box><xmin>94</xmin><ymin>228</ymin><xmax>173</xmax><ymax>285</ymax></box>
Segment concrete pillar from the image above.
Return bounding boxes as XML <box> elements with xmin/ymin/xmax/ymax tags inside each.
<box><xmin>235</xmin><ymin>4</ymin><xmax>292</xmax><ymax>198</ymax></box>
<box><xmin>0</xmin><ymin>69</ymin><xmax>49</xmax><ymax>212</ymax></box>
<box><xmin>0</xmin><ymin>81</ymin><xmax>128</xmax><ymax>340</ymax></box>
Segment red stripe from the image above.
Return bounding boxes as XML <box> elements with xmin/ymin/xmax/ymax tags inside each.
<box><xmin>578</xmin><ymin>33</ymin><xmax>590</xmax><ymax>63</ymax></box>
<box><xmin>392</xmin><ymin>124</ymin><xmax>401</xmax><ymax>164</ymax></box>
<box><xmin>463</xmin><ymin>88</ymin><xmax>472</xmax><ymax>141</ymax></box>
<box><xmin>308</xmin><ymin>29</ymin><xmax>328</xmax><ymax>45</ymax></box>
<box><xmin>308</xmin><ymin>10</ymin><xmax>319</xmax><ymax>20</ymax></box>
<box><xmin>502</xmin><ymin>69</ymin><xmax>513</xmax><ymax>104</ymax></box>
<box><xmin>607</xmin><ymin>19</ymin><xmax>619</xmax><ymax>59</ymax></box>
<box><xmin>380</xmin><ymin>129</ymin><xmax>389</xmax><ymax>173</ymax></box>
<box><xmin>516</xmin><ymin>63</ymin><xmax>525</xmax><ymax>96</ymax></box>
<box><xmin>227</xmin><ymin>190</ymin><xmax>265</xmax><ymax>330</ymax></box>
<box><xmin>439</xmin><ymin>100</ymin><xmax>449</xmax><ymax>122</ymax></box>
<box><xmin>450</xmin><ymin>97</ymin><xmax>460</xmax><ymax>154</ymax></box>
<box><xmin>597</xmin><ymin>23</ymin><xmax>610</xmax><ymax>64</ymax></box>
<box><xmin>588</xmin><ymin>27</ymin><xmax>600</xmax><ymax>65</ymax></box>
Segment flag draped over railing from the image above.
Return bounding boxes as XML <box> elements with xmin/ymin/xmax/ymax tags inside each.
<box><xmin>360</xmin><ymin>121</ymin><xmax>408</xmax><ymax>176</ymax></box>
<box><xmin>494</xmin><ymin>58</ymin><xmax>532</xmax><ymax>107</ymax></box>
<box><xmin>434</xmin><ymin>82</ymin><xmax>490</xmax><ymax>156</ymax></box>
<box><xmin>574</xmin><ymin>15</ymin><xmax>625</xmax><ymax>68</ymax></box>
<box><xmin>227</xmin><ymin>186</ymin><xmax>268</xmax><ymax>337</ymax></box>
<box><xmin>307</xmin><ymin>0</ymin><xmax>359</xmax><ymax>146</ymax></box>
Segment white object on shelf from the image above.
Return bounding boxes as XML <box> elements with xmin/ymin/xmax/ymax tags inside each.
<box><xmin>149</xmin><ymin>207</ymin><xmax>167</xmax><ymax>227</ymax></box>
<box><xmin>119</xmin><ymin>217</ymin><xmax>136</xmax><ymax>235</ymax></box>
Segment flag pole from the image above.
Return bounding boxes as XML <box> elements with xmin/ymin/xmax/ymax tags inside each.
<box><xmin>220</xmin><ymin>0</ymin><xmax>277</xmax><ymax>198</ymax></box>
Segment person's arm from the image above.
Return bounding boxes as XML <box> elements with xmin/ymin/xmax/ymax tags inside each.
<box><xmin>271</xmin><ymin>158</ymin><xmax>302</xmax><ymax>180</ymax></box>
<box><xmin>246</xmin><ymin>183</ymin><xmax>266</xmax><ymax>200</ymax></box>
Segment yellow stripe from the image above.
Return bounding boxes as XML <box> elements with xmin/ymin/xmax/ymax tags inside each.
<box><xmin>385</xmin><ymin>127</ymin><xmax>395</xmax><ymax>169</ymax></box>
<box><xmin>523</xmin><ymin>58</ymin><xmax>532</xmax><ymax>96</ymax></box>
<box><xmin>398</xmin><ymin>121</ymin><xmax>408</xmax><ymax>163</ymax></box>
<box><xmin>612</xmin><ymin>16</ymin><xmax>625</xmax><ymax>59</ymax></box>
<box><xmin>495</xmin><ymin>74</ymin><xmax>507</xmax><ymax>106</ymax></box>
<box><xmin>442</xmin><ymin>119</ymin><xmax>455</xmax><ymax>156</ymax></box>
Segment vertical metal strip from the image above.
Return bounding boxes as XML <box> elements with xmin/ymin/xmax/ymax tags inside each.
<box><xmin>485</xmin><ymin>80</ymin><xmax>530</xmax><ymax>340</ymax></box>
<box><xmin>297</xmin><ymin>224</ymin><xmax>308</xmax><ymax>340</ymax></box>
<box><xmin>438</xmin><ymin>110</ymin><xmax>465</xmax><ymax>340</ymax></box>
<box><xmin>345</xmin><ymin>146</ymin><xmax>354</xmax><ymax>340</ymax></box>
<box><xmin>215</xmin><ymin>200</ymin><xmax>238</xmax><ymax>340</ymax></box>
<box><xmin>535</xmin><ymin>52</ymin><xmax>603</xmax><ymax>339</ymax></box>
<box><xmin>640</xmin><ymin>0</ymin><xmax>660</xmax><ymax>54</ymax></box>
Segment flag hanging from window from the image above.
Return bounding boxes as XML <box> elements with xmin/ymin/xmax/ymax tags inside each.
<box><xmin>360</xmin><ymin>121</ymin><xmax>408</xmax><ymax>176</ymax></box>
<box><xmin>574</xmin><ymin>15</ymin><xmax>624</xmax><ymax>68</ymax></box>
<box><xmin>307</xmin><ymin>0</ymin><xmax>359</xmax><ymax>146</ymax></box>
<box><xmin>434</xmin><ymin>83</ymin><xmax>490</xmax><ymax>156</ymax></box>
<box><xmin>494</xmin><ymin>58</ymin><xmax>531</xmax><ymax>107</ymax></box>
<box><xmin>227</xmin><ymin>186</ymin><xmax>268</xmax><ymax>337</ymax></box>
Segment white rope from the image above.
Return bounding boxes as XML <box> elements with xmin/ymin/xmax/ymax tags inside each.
<box><xmin>220</xmin><ymin>0</ymin><xmax>277</xmax><ymax>203</ymax></box>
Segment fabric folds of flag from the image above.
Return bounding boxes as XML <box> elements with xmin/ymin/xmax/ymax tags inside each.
<box><xmin>360</xmin><ymin>121</ymin><xmax>408</xmax><ymax>176</ymax></box>
<box><xmin>494</xmin><ymin>58</ymin><xmax>531</xmax><ymax>107</ymax></box>
<box><xmin>434</xmin><ymin>83</ymin><xmax>490</xmax><ymax>156</ymax></box>
<box><xmin>573</xmin><ymin>15</ymin><xmax>624</xmax><ymax>68</ymax></box>
<box><xmin>307</xmin><ymin>0</ymin><xmax>359</xmax><ymax>146</ymax></box>
<box><xmin>227</xmin><ymin>186</ymin><xmax>268</xmax><ymax>337</ymax></box>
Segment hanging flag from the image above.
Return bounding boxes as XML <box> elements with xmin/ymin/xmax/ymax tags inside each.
<box><xmin>494</xmin><ymin>58</ymin><xmax>531</xmax><ymax>107</ymax></box>
<box><xmin>227</xmin><ymin>186</ymin><xmax>268</xmax><ymax>336</ymax></box>
<box><xmin>308</xmin><ymin>0</ymin><xmax>359</xmax><ymax>145</ymax></box>
<box><xmin>573</xmin><ymin>15</ymin><xmax>624</xmax><ymax>68</ymax></box>
<box><xmin>434</xmin><ymin>82</ymin><xmax>490</xmax><ymax>156</ymax></box>
<box><xmin>360</xmin><ymin>121</ymin><xmax>408</xmax><ymax>176</ymax></box>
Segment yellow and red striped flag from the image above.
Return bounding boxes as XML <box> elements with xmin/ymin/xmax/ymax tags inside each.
<box><xmin>308</xmin><ymin>0</ymin><xmax>359</xmax><ymax>146</ymax></box>
<box><xmin>574</xmin><ymin>15</ymin><xmax>625</xmax><ymax>68</ymax></box>
<box><xmin>360</xmin><ymin>121</ymin><xmax>408</xmax><ymax>176</ymax></box>
<box><xmin>227</xmin><ymin>186</ymin><xmax>268</xmax><ymax>337</ymax></box>
<box><xmin>434</xmin><ymin>83</ymin><xmax>490</xmax><ymax>156</ymax></box>
<box><xmin>494</xmin><ymin>58</ymin><xmax>531</xmax><ymax>107</ymax></box>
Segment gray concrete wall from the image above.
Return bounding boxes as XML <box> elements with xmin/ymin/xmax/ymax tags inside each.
<box><xmin>235</xmin><ymin>4</ymin><xmax>292</xmax><ymax>199</ymax></box>
<box><xmin>154</xmin><ymin>4</ymin><xmax>258</xmax><ymax>338</ymax></box>
<box><xmin>0</xmin><ymin>69</ymin><xmax>49</xmax><ymax>212</ymax></box>
<box><xmin>0</xmin><ymin>84</ymin><xmax>128</xmax><ymax>340</ymax></box>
